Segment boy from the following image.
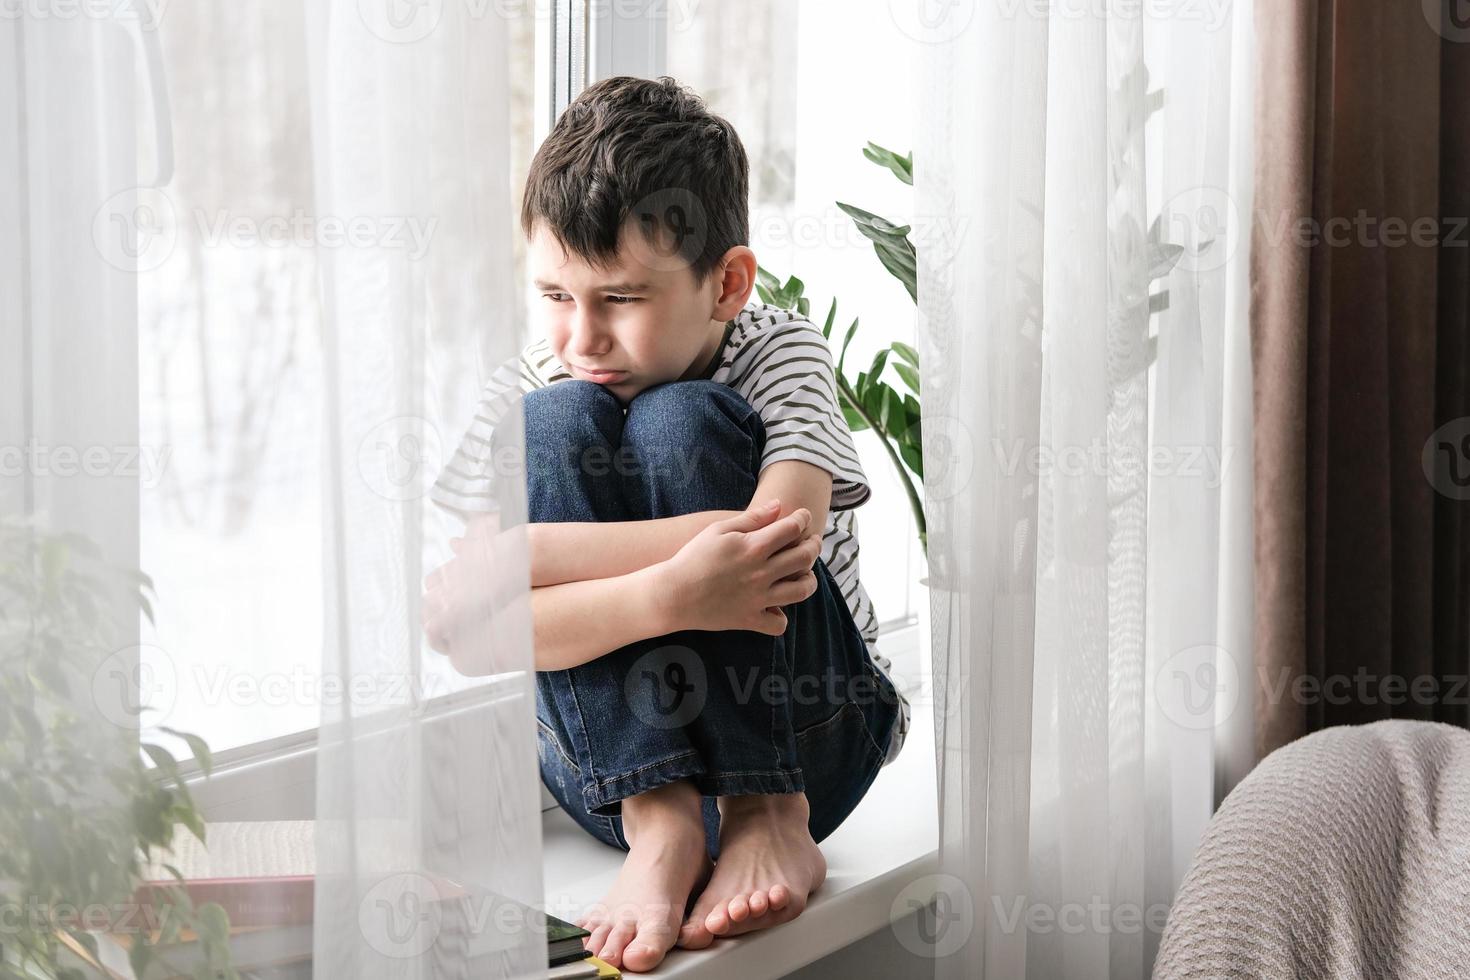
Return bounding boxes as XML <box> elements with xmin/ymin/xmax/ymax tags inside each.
<box><xmin>421</xmin><ymin>76</ymin><xmax>909</xmax><ymax>973</ymax></box>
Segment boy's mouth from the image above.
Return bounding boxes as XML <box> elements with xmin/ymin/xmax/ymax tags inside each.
<box><xmin>574</xmin><ymin>365</ymin><xmax>628</xmax><ymax>383</ymax></box>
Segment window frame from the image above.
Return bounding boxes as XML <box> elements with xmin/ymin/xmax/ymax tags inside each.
<box><xmin>180</xmin><ymin>1</ymin><xmax>921</xmax><ymax>817</ymax></box>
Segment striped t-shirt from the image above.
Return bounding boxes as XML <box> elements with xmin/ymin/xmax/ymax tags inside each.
<box><xmin>429</xmin><ymin>301</ymin><xmax>909</xmax><ymax>766</ymax></box>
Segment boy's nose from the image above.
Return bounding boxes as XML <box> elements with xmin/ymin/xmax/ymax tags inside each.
<box><xmin>568</xmin><ymin>317</ymin><xmax>611</xmax><ymax>357</ymax></box>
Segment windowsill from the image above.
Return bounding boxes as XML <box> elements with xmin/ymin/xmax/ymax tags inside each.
<box><xmin>540</xmin><ymin>622</ymin><xmax>938</xmax><ymax>979</ymax></box>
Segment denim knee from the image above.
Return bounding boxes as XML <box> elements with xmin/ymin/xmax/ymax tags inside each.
<box><xmin>620</xmin><ymin>381</ymin><xmax>765</xmax><ymax>516</ymax></box>
<box><xmin>518</xmin><ymin>380</ymin><xmax>628</xmax><ymax>524</ymax></box>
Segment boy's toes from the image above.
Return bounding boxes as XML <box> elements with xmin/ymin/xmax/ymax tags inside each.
<box><xmin>767</xmin><ymin>883</ymin><xmax>791</xmax><ymax>912</ymax></box>
<box><xmin>621</xmin><ymin>925</ymin><xmax>678</xmax><ymax>973</ymax></box>
<box><xmin>704</xmin><ymin>903</ymin><xmax>732</xmax><ymax>935</ymax></box>
<box><xmin>747</xmin><ymin>890</ymin><xmax>770</xmax><ymax>917</ymax></box>
<box><xmin>585</xmin><ymin>924</ymin><xmax>611</xmax><ymax>953</ymax></box>
<box><xmin>597</xmin><ymin>924</ymin><xmax>637</xmax><ymax>967</ymax></box>
<box><xmin>727</xmin><ymin>894</ymin><xmax>751</xmax><ymax>923</ymax></box>
<box><xmin>677</xmin><ymin>919</ymin><xmax>714</xmax><ymax>950</ymax></box>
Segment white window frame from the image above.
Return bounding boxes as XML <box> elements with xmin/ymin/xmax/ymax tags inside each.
<box><xmin>187</xmin><ymin>1</ymin><xmax>919</xmax><ymax>819</ymax></box>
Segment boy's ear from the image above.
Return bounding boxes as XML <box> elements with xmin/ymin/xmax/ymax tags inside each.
<box><xmin>711</xmin><ymin>245</ymin><xmax>758</xmax><ymax>319</ymax></box>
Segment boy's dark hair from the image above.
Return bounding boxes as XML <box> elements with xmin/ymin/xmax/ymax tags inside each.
<box><xmin>521</xmin><ymin>75</ymin><xmax>749</xmax><ymax>286</ymax></box>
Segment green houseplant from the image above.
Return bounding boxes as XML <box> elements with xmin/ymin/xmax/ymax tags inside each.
<box><xmin>0</xmin><ymin>515</ymin><xmax>234</xmax><ymax>980</ymax></box>
<box><xmin>755</xmin><ymin>142</ymin><xmax>927</xmax><ymax>553</ymax></box>
<box><xmin>755</xmin><ymin>140</ymin><xmax>1189</xmax><ymax>560</ymax></box>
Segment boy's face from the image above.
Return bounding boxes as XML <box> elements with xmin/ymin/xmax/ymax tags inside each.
<box><xmin>529</xmin><ymin>222</ymin><xmax>743</xmax><ymax>403</ymax></box>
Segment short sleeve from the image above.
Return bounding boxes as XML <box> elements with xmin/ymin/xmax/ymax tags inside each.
<box><xmin>740</xmin><ymin>319</ymin><xmax>871</xmax><ymax>510</ymax></box>
<box><xmin>429</xmin><ymin>340</ymin><xmax>552</xmax><ymax>523</ymax></box>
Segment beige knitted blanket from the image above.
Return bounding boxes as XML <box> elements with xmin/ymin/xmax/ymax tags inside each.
<box><xmin>1155</xmin><ymin>720</ymin><xmax>1470</xmax><ymax>979</ymax></box>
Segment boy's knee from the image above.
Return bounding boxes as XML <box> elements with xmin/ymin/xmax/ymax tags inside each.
<box><xmin>523</xmin><ymin>379</ymin><xmax>621</xmax><ymax>427</ymax></box>
<box><xmin>623</xmin><ymin>380</ymin><xmax>763</xmax><ymax>449</ymax></box>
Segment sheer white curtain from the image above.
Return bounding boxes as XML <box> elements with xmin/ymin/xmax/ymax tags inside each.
<box><xmin>307</xmin><ymin>1</ymin><xmax>543</xmax><ymax>977</ymax></box>
<box><xmin>914</xmin><ymin>0</ymin><xmax>1252</xmax><ymax>975</ymax></box>
<box><xmin>7</xmin><ymin>2</ymin><xmax>543</xmax><ymax>976</ymax></box>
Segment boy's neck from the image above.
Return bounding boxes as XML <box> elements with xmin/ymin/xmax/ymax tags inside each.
<box><xmin>679</xmin><ymin>317</ymin><xmax>735</xmax><ymax>382</ymax></box>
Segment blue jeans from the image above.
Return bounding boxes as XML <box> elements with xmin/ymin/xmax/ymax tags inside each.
<box><xmin>514</xmin><ymin>379</ymin><xmax>901</xmax><ymax>858</ymax></box>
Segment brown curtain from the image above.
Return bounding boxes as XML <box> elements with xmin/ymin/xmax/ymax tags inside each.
<box><xmin>1252</xmin><ymin>0</ymin><xmax>1470</xmax><ymax>757</ymax></box>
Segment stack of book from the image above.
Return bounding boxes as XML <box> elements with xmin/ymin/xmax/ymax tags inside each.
<box><xmin>49</xmin><ymin>821</ymin><xmax>619</xmax><ymax>980</ymax></box>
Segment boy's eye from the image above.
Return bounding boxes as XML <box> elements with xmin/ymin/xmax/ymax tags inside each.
<box><xmin>605</xmin><ymin>296</ymin><xmax>639</xmax><ymax>305</ymax></box>
<box><xmin>542</xmin><ymin>293</ymin><xmax>571</xmax><ymax>303</ymax></box>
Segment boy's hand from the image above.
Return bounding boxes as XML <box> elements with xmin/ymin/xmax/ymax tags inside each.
<box><xmin>657</xmin><ymin>499</ymin><xmax>823</xmax><ymax>636</ymax></box>
<box><xmin>422</xmin><ymin>517</ymin><xmax>526</xmax><ymax>676</ymax></box>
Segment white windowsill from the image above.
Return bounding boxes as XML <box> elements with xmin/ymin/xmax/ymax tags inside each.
<box><xmin>541</xmin><ymin>622</ymin><xmax>938</xmax><ymax>979</ymax></box>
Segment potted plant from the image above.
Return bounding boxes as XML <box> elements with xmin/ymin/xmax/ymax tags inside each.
<box><xmin>755</xmin><ymin>142</ymin><xmax>927</xmax><ymax>555</ymax></box>
<box><xmin>0</xmin><ymin>515</ymin><xmax>233</xmax><ymax>980</ymax></box>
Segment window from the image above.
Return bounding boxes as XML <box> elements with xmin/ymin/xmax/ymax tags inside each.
<box><xmin>140</xmin><ymin>3</ymin><xmax>540</xmax><ymax>761</ymax></box>
<box><xmin>152</xmin><ymin>0</ymin><xmax>920</xmax><ymax>780</ymax></box>
<box><xmin>670</xmin><ymin>1</ymin><xmax>925</xmax><ymax>630</ymax></box>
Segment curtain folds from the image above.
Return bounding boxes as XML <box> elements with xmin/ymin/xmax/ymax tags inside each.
<box><xmin>309</xmin><ymin>2</ymin><xmax>544</xmax><ymax>977</ymax></box>
<box><xmin>1251</xmin><ymin>0</ymin><xmax>1470</xmax><ymax>755</ymax></box>
<box><xmin>916</xmin><ymin>1</ymin><xmax>1252</xmax><ymax>975</ymax></box>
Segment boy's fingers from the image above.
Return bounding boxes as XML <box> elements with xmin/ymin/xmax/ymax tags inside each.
<box><xmin>757</xmin><ymin>608</ymin><xmax>788</xmax><ymax>635</ymax></box>
<box><xmin>716</xmin><ymin>499</ymin><xmax>781</xmax><ymax>534</ymax></box>
<box><xmin>746</xmin><ymin>508</ymin><xmax>811</xmax><ymax>557</ymax></box>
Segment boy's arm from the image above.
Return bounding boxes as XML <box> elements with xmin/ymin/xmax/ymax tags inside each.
<box><xmin>523</xmin><ymin>461</ymin><xmax>834</xmax><ymax>586</ymax></box>
<box><xmin>426</xmin><ymin>503</ymin><xmax>824</xmax><ymax>673</ymax></box>
<box><xmin>526</xmin><ymin>512</ymin><xmax>740</xmax><ymax>587</ymax></box>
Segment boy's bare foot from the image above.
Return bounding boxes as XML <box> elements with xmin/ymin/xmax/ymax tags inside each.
<box><xmin>576</xmin><ymin>781</ymin><xmax>712</xmax><ymax>973</ymax></box>
<box><xmin>677</xmin><ymin>792</ymin><xmax>827</xmax><ymax>948</ymax></box>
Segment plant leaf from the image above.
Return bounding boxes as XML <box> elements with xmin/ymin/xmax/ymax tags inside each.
<box><xmin>837</xmin><ymin>318</ymin><xmax>860</xmax><ymax>377</ymax></box>
<box><xmin>862</xmin><ymin>142</ymin><xmax>914</xmax><ymax>185</ymax></box>
<box><xmin>894</xmin><ymin>362</ymin><xmax>920</xmax><ymax>394</ymax></box>
<box><xmin>890</xmin><ymin>341</ymin><xmax>919</xmax><ymax>366</ymax></box>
